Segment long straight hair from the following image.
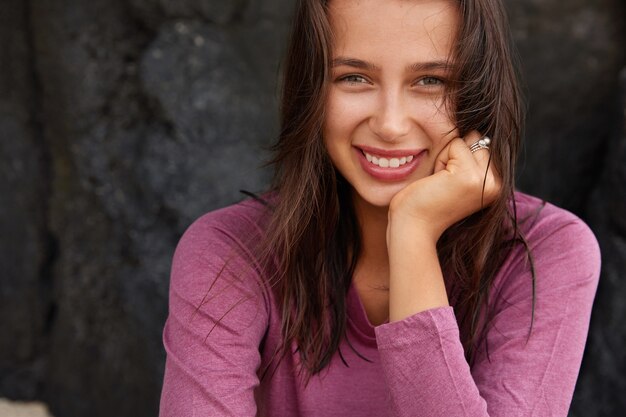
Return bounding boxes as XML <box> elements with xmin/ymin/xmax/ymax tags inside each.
<box><xmin>258</xmin><ymin>0</ymin><xmax>528</xmax><ymax>381</ymax></box>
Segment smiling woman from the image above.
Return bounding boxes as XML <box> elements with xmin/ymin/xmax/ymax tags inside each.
<box><xmin>158</xmin><ymin>0</ymin><xmax>600</xmax><ymax>416</ymax></box>
<box><xmin>325</xmin><ymin>0</ymin><xmax>461</xmax><ymax>207</ymax></box>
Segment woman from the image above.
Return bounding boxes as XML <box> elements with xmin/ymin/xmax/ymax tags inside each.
<box><xmin>159</xmin><ymin>0</ymin><xmax>600</xmax><ymax>416</ymax></box>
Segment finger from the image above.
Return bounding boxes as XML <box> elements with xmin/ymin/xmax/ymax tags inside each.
<box><xmin>432</xmin><ymin>130</ymin><xmax>461</xmax><ymax>174</ymax></box>
<box><xmin>464</xmin><ymin>132</ymin><xmax>491</xmax><ymax>165</ymax></box>
<box><xmin>433</xmin><ymin>155</ymin><xmax>447</xmax><ymax>173</ymax></box>
<box><xmin>432</xmin><ymin>138</ymin><xmax>455</xmax><ymax>174</ymax></box>
<box><xmin>434</xmin><ymin>131</ymin><xmax>489</xmax><ymax>174</ymax></box>
<box><xmin>462</xmin><ymin>130</ymin><xmax>483</xmax><ymax>148</ymax></box>
<box><xmin>457</xmin><ymin>133</ymin><xmax>501</xmax><ymax>204</ymax></box>
<box><xmin>465</xmin><ymin>137</ymin><xmax>500</xmax><ymax>205</ymax></box>
<box><xmin>438</xmin><ymin>138</ymin><xmax>478</xmax><ymax>174</ymax></box>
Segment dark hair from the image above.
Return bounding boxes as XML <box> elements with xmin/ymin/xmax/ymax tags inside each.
<box><xmin>256</xmin><ymin>0</ymin><xmax>529</xmax><ymax>382</ymax></box>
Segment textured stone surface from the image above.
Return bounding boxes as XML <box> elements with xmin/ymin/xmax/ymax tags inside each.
<box><xmin>509</xmin><ymin>0</ymin><xmax>626</xmax><ymax>214</ymax></box>
<box><xmin>506</xmin><ymin>3</ymin><xmax>626</xmax><ymax>413</ymax></box>
<box><xmin>128</xmin><ymin>0</ymin><xmax>248</xmax><ymax>28</ymax></box>
<box><xmin>138</xmin><ymin>20</ymin><xmax>274</xmax><ymax>225</ymax></box>
<box><xmin>29</xmin><ymin>0</ymin><xmax>173</xmax><ymax>415</ymax></box>
<box><xmin>0</xmin><ymin>0</ymin><xmax>50</xmax><ymax>400</ymax></box>
<box><xmin>16</xmin><ymin>0</ymin><xmax>282</xmax><ymax>416</ymax></box>
<box><xmin>570</xmin><ymin>67</ymin><xmax>626</xmax><ymax>417</ymax></box>
<box><xmin>0</xmin><ymin>0</ymin><xmax>624</xmax><ymax>417</ymax></box>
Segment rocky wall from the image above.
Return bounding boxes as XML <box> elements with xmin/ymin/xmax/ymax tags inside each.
<box><xmin>0</xmin><ymin>0</ymin><xmax>50</xmax><ymax>401</ymax></box>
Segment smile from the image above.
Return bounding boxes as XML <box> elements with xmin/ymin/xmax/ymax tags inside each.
<box><xmin>363</xmin><ymin>151</ymin><xmax>414</xmax><ymax>168</ymax></box>
<box><xmin>354</xmin><ymin>146</ymin><xmax>425</xmax><ymax>181</ymax></box>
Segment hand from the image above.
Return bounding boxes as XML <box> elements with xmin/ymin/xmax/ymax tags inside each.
<box><xmin>388</xmin><ymin>130</ymin><xmax>501</xmax><ymax>243</ymax></box>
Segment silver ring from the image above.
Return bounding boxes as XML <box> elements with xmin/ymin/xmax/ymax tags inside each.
<box><xmin>469</xmin><ymin>136</ymin><xmax>491</xmax><ymax>153</ymax></box>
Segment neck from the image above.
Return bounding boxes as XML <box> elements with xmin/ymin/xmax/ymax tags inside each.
<box><xmin>352</xmin><ymin>192</ymin><xmax>391</xmax><ymax>288</ymax></box>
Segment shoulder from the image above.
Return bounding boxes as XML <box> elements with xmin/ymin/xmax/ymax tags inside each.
<box><xmin>163</xmin><ymin>196</ymin><xmax>273</xmax><ymax>387</ymax></box>
<box><xmin>469</xmin><ymin>193</ymin><xmax>601</xmax><ymax>414</ymax></box>
<box><xmin>178</xmin><ymin>194</ymin><xmax>272</xmax><ymax>252</ymax></box>
<box><xmin>174</xmin><ymin>194</ymin><xmax>272</xmax><ymax>265</ymax></box>
<box><xmin>170</xmin><ymin>194</ymin><xmax>274</xmax><ymax>307</ymax></box>
<box><xmin>511</xmin><ymin>191</ymin><xmax>600</xmax><ymax>272</ymax></box>
<box><xmin>493</xmin><ymin>192</ymin><xmax>601</xmax><ymax>301</ymax></box>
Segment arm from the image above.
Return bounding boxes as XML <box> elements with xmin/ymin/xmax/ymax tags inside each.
<box><xmin>385</xmin><ymin>133</ymin><xmax>500</xmax><ymax>321</ymax></box>
<box><xmin>376</xmin><ymin>211</ymin><xmax>600</xmax><ymax>416</ymax></box>
<box><xmin>159</xmin><ymin>214</ymin><xmax>269</xmax><ymax>417</ymax></box>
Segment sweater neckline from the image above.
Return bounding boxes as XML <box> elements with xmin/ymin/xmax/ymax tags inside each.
<box><xmin>346</xmin><ymin>280</ymin><xmax>382</xmax><ymax>345</ymax></box>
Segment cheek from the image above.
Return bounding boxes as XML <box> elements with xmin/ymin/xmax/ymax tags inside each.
<box><xmin>322</xmin><ymin>111</ymin><xmax>345</xmax><ymax>168</ymax></box>
<box><xmin>323</xmin><ymin>97</ymin><xmax>358</xmax><ymax>164</ymax></box>
<box><xmin>323</xmin><ymin>95</ymin><xmax>342</xmax><ymax>143</ymax></box>
<box><xmin>417</xmin><ymin>101</ymin><xmax>458</xmax><ymax>148</ymax></box>
<box><xmin>417</xmin><ymin>97</ymin><xmax>453</xmax><ymax>125</ymax></box>
<box><xmin>323</xmin><ymin>129</ymin><xmax>350</xmax><ymax>173</ymax></box>
<box><xmin>325</xmin><ymin>89</ymin><xmax>372</xmax><ymax>133</ymax></box>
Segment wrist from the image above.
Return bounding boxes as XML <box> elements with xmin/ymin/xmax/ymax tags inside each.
<box><xmin>386</xmin><ymin>217</ymin><xmax>449</xmax><ymax>320</ymax></box>
<box><xmin>387</xmin><ymin>208</ymin><xmax>443</xmax><ymax>246</ymax></box>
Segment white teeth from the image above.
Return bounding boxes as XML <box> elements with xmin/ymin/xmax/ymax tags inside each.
<box><xmin>363</xmin><ymin>151</ymin><xmax>415</xmax><ymax>168</ymax></box>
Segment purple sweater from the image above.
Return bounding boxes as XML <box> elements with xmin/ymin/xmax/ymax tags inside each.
<box><xmin>159</xmin><ymin>192</ymin><xmax>600</xmax><ymax>417</ymax></box>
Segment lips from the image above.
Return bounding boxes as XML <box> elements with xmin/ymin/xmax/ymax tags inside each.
<box><xmin>356</xmin><ymin>144</ymin><xmax>423</xmax><ymax>158</ymax></box>
<box><xmin>353</xmin><ymin>145</ymin><xmax>426</xmax><ymax>181</ymax></box>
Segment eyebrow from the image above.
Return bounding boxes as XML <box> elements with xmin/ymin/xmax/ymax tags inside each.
<box><xmin>331</xmin><ymin>57</ymin><xmax>454</xmax><ymax>73</ymax></box>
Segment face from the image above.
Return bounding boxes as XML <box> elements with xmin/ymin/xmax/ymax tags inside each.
<box><xmin>324</xmin><ymin>0</ymin><xmax>460</xmax><ymax>208</ymax></box>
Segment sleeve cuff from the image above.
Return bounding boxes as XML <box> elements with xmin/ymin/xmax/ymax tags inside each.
<box><xmin>374</xmin><ymin>306</ymin><xmax>459</xmax><ymax>349</ymax></box>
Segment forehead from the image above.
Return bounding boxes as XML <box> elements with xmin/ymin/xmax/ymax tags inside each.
<box><xmin>328</xmin><ymin>0</ymin><xmax>459</xmax><ymax>61</ymax></box>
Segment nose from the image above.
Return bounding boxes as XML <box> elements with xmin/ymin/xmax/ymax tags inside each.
<box><xmin>369</xmin><ymin>91</ymin><xmax>412</xmax><ymax>143</ymax></box>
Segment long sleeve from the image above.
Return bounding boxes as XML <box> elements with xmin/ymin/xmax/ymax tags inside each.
<box><xmin>159</xmin><ymin>210</ymin><xmax>270</xmax><ymax>417</ymax></box>
<box><xmin>374</xmin><ymin>208</ymin><xmax>601</xmax><ymax>416</ymax></box>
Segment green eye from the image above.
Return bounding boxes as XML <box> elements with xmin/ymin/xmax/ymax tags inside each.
<box><xmin>340</xmin><ymin>75</ymin><xmax>368</xmax><ymax>84</ymax></box>
<box><xmin>417</xmin><ymin>77</ymin><xmax>444</xmax><ymax>86</ymax></box>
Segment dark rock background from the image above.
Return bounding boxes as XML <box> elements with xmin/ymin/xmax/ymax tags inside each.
<box><xmin>0</xmin><ymin>0</ymin><xmax>624</xmax><ymax>416</ymax></box>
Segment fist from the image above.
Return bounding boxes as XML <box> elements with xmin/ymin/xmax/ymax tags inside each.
<box><xmin>388</xmin><ymin>130</ymin><xmax>501</xmax><ymax>242</ymax></box>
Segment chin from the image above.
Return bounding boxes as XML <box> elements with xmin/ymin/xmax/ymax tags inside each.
<box><xmin>353</xmin><ymin>182</ymin><xmax>407</xmax><ymax>209</ymax></box>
